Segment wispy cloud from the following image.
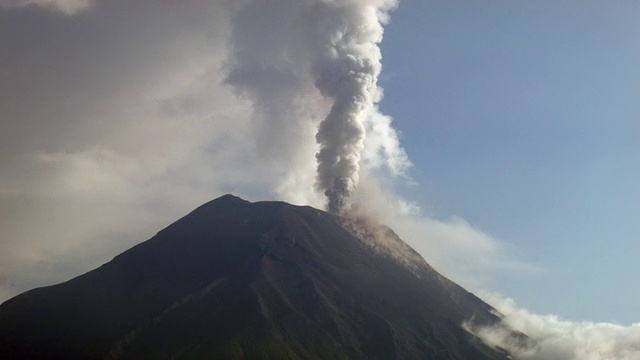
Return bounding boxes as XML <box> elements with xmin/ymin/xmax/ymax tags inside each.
<box><xmin>0</xmin><ymin>0</ymin><xmax>91</xmax><ymax>15</ymax></box>
<box><xmin>348</xmin><ymin>179</ymin><xmax>539</xmax><ymax>292</ymax></box>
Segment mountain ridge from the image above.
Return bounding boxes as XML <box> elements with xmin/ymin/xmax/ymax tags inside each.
<box><xmin>0</xmin><ymin>194</ymin><xmax>518</xmax><ymax>359</ymax></box>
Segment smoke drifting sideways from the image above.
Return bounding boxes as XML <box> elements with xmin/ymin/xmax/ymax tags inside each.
<box><xmin>225</xmin><ymin>0</ymin><xmax>400</xmax><ymax>214</ymax></box>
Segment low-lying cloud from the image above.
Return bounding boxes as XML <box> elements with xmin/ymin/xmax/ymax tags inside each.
<box><xmin>466</xmin><ymin>293</ymin><xmax>640</xmax><ymax>360</ymax></box>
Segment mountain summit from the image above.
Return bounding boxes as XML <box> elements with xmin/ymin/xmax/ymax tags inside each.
<box><xmin>0</xmin><ymin>195</ymin><xmax>516</xmax><ymax>359</ymax></box>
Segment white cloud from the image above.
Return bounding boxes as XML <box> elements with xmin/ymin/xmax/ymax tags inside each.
<box><xmin>466</xmin><ymin>293</ymin><xmax>640</xmax><ymax>360</ymax></box>
<box><xmin>362</xmin><ymin>106</ymin><xmax>412</xmax><ymax>177</ymax></box>
<box><xmin>0</xmin><ymin>0</ymin><xmax>260</xmax><ymax>300</ymax></box>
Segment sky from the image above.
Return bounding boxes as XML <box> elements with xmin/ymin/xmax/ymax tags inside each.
<box><xmin>379</xmin><ymin>0</ymin><xmax>640</xmax><ymax>324</ymax></box>
<box><xmin>1</xmin><ymin>0</ymin><xmax>639</xmax><ymax>358</ymax></box>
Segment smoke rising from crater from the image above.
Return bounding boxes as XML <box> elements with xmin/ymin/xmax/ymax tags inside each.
<box><xmin>225</xmin><ymin>0</ymin><xmax>399</xmax><ymax>213</ymax></box>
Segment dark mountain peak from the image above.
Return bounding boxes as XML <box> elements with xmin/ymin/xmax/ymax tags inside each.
<box><xmin>186</xmin><ymin>193</ymin><xmax>252</xmax><ymax>216</ymax></box>
<box><xmin>206</xmin><ymin>193</ymin><xmax>250</xmax><ymax>206</ymax></box>
<box><xmin>0</xmin><ymin>195</ymin><xmax>516</xmax><ymax>359</ymax></box>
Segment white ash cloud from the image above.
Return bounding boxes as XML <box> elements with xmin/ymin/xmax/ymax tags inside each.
<box><xmin>224</xmin><ymin>0</ymin><xmax>403</xmax><ymax>213</ymax></box>
<box><xmin>0</xmin><ymin>0</ymin><xmax>410</xmax><ymax>302</ymax></box>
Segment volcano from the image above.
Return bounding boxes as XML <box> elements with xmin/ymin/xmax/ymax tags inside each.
<box><xmin>0</xmin><ymin>195</ymin><xmax>519</xmax><ymax>359</ymax></box>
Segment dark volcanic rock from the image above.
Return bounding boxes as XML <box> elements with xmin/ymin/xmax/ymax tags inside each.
<box><xmin>0</xmin><ymin>194</ymin><xmax>512</xmax><ymax>359</ymax></box>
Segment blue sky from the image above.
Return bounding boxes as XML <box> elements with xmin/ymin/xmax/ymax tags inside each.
<box><xmin>380</xmin><ymin>0</ymin><xmax>640</xmax><ymax>323</ymax></box>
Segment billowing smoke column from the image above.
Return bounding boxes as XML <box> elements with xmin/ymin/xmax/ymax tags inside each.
<box><xmin>226</xmin><ymin>0</ymin><xmax>399</xmax><ymax>214</ymax></box>
<box><xmin>310</xmin><ymin>2</ymin><xmax>392</xmax><ymax>214</ymax></box>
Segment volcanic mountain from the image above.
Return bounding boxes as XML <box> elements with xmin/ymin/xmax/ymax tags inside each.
<box><xmin>0</xmin><ymin>195</ymin><xmax>520</xmax><ymax>359</ymax></box>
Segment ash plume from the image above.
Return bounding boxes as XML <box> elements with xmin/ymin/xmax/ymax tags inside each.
<box><xmin>310</xmin><ymin>1</ymin><xmax>393</xmax><ymax>213</ymax></box>
<box><xmin>225</xmin><ymin>0</ymin><xmax>399</xmax><ymax>213</ymax></box>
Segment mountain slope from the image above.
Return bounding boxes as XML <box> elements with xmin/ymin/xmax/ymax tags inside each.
<box><xmin>0</xmin><ymin>195</ymin><xmax>514</xmax><ymax>359</ymax></box>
